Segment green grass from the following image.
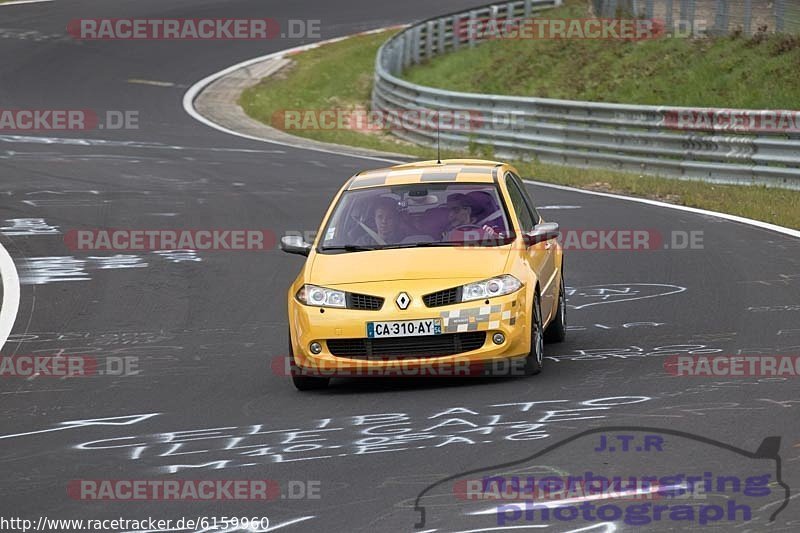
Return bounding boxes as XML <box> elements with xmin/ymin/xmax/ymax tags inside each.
<box><xmin>404</xmin><ymin>0</ymin><xmax>800</xmax><ymax>108</ymax></box>
<box><xmin>240</xmin><ymin>31</ymin><xmax>434</xmax><ymax>156</ymax></box>
<box><xmin>239</xmin><ymin>29</ymin><xmax>800</xmax><ymax>230</ymax></box>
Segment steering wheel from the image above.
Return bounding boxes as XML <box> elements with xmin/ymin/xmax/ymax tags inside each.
<box><xmin>451</xmin><ymin>224</ymin><xmax>484</xmax><ymax>231</ymax></box>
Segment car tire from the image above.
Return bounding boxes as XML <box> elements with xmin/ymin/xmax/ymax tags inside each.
<box><xmin>524</xmin><ymin>291</ymin><xmax>544</xmax><ymax>376</ymax></box>
<box><xmin>288</xmin><ymin>331</ymin><xmax>329</xmax><ymax>391</ymax></box>
<box><xmin>292</xmin><ymin>373</ymin><xmax>330</xmax><ymax>391</ymax></box>
<box><xmin>544</xmin><ymin>273</ymin><xmax>567</xmax><ymax>343</ymax></box>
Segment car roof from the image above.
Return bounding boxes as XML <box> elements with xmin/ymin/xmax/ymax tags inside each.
<box><xmin>346</xmin><ymin>159</ymin><xmax>503</xmax><ymax>190</ymax></box>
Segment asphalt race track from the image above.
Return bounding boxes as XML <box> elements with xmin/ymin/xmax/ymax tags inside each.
<box><xmin>1</xmin><ymin>1</ymin><xmax>800</xmax><ymax>532</ymax></box>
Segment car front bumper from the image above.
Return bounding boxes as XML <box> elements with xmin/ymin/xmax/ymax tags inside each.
<box><xmin>288</xmin><ymin>282</ymin><xmax>531</xmax><ymax>376</ymax></box>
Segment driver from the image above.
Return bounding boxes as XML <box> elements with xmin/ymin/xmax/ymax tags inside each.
<box><xmin>356</xmin><ymin>197</ymin><xmax>405</xmax><ymax>245</ymax></box>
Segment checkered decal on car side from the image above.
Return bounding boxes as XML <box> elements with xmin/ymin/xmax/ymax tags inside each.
<box><xmin>439</xmin><ymin>301</ymin><xmax>517</xmax><ymax>333</ymax></box>
<box><xmin>347</xmin><ymin>165</ymin><xmax>497</xmax><ymax>189</ymax></box>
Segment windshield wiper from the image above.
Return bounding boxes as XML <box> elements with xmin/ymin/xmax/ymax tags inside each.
<box><xmin>381</xmin><ymin>239</ymin><xmax>512</xmax><ymax>249</ymax></box>
<box><xmin>323</xmin><ymin>238</ymin><xmax>512</xmax><ymax>252</ymax></box>
<box><xmin>320</xmin><ymin>244</ymin><xmax>379</xmax><ymax>252</ymax></box>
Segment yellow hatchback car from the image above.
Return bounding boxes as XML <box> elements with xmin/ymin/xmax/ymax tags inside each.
<box><xmin>280</xmin><ymin>159</ymin><xmax>565</xmax><ymax>390</ymax></box>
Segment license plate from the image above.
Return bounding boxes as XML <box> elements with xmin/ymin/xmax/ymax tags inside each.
<box><xmin>367</xmin><ymin>319</ymin><xmax>442</xmax><ymax>338</ymax></box>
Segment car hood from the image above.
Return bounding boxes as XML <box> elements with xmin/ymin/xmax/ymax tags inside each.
<box><xmin>308</xmin><ymin>246</ymin><xmax>512</xmax><ymax>285</ymax></box>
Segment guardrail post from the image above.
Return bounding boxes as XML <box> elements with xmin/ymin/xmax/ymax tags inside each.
<box><xmin>453</xmin><ymin>15</ymin><xmax>461</xmax><ymax>50</ymax></box>
<box><xmin>403</xmin><ymin>32</ymin><xmax>412</xmax><ymax>70</ymax></box>
<box><xmin>743</xmin><ymin>0</ymin><xmax>752</xmax><ymax>36</ymax></box>
<box><xmin>775</xmin><ymin>0</ymin><xmax>786</xmax><ymax>33</ymax></box>
<box><xmin>713</xmin><ymin>0</ymin><xmax>728</xmax><ymax>35</ymax></box>
<box><xmin>393</xmin><ymin>41</ymin><xmax>403</xmax><ymax>75</ymax></box>
<box><xmin>505</xmin><ymin>2</ymin><xmax>515</xmax><ymax>20</ymax></box>
<box><xmin>412</xmin><ymin>26</ymin><xmax>421</xmax><ymax>64</ymax></box>
<box><xmin>468</xmin><ymin>10</ymin><xmax>478</xmax><ymax>47</ymax></box>
<box><xmin>437</xmin><ymin>18</ymin><xmax>446</xmax><ymax>56</ymax></box>
<box><xmin>425</xmin><ymin>20</ymin><xmax>434</xmax><ymax>59</ymax></box>
<box><xmin>524</xmin><ymin>0</ymin><xmax>532</xmax><ymax>18</ymax></box>
<box><xmin>645</xmin><ymin>0</ymin><xmax>654</xmax><ymax>19</ymax></box>
<box><xmin>665</xmin><ymin>0</ymin><xmax>674</xmax><ymax>35</ymax></box>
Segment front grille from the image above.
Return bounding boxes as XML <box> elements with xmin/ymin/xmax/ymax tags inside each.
<box><xmin>327</xmin><ymin>332</ymin><xmax>486</xmax><ymax>359</ymax></box>
<box><xmin>423</xmin><ymin>287</ymin><xmax>461</xmax><ymax>307</ymax></box>
<box><xmin>347</xmin><ymin>293</ymin><xmax>384</xmax><ymax>311</ymax></box>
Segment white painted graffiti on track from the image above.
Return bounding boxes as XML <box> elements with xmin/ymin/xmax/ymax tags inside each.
<box><xmin>39</xmin><ymin>396</ymin><xmax>658</xmax><ymax>473</ymax></box>
<box><xmin>567</xmin><ymin>322</ymin><xmax>665</xmax><ymax>332</ymax></box>
<box><xmin>16</xmin><ymin>252</ymin><xmax>202</xmax><ymax>284</ymax></box>
<box><xmin>1</xmin><ymin>218</ymin><xmax>60</xmax><ymax>236</ymax></box>
<box><xmin>153</xmin><ymin>250</ymin><xmax>202</xmax><ymax>263</ymax></box>
<box><xmin>546</xmin><ymin>344</ymin><xmax>722</xmax><ymax>363</ymax></box>
<box><xmin>748</xmin><ymin>304</ymin><xmax>800</xmax><ymax>312</ymax></box>
<box><xmin>18</xmin><ymin>255</ymin><xmax>148</xmax><ymax>284</ymax></box>
<box><xmin>567</xmin><ymin>283</ymin><xmax>686</xmax><ymax>310</ymax></box>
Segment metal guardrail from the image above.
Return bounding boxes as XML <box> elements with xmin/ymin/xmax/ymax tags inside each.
<box><xmin>371</xmin><ymin>0</ymin><xmax>800</xmax><ymax>189</ymax></box>
<box><xmin>597</xmin><ymin>1</ymin><xmax>800</xmax><ymax>36</ymax></box>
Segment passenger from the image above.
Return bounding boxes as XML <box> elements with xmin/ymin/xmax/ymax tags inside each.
<box><xmin>444</xmin><ymin>193</ymin><xmax>500</xmax><ymax>240</ymax></box>
<box><xmin>445</xmin><ymin>193</ymin><xmax>476</xmax><ymax>230</ymax></box>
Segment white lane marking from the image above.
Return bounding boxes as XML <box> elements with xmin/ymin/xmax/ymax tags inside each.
<box><xmin>0</xmin><ymin>0</ymin><xmax>54</xmax><ymax>7</ymax></box>
<box><xmin>0</xmin><ymin>134</ymin><xmax>284</xmax><ymax>154</ymax></box>
<box><xmin>127</xmin><ymin>78</ymin><xmax>177</xmax><ymax>87</ymax></box>
<box><xmin>537</xmin><ymin>205</ymin><xmax>581</xmax><ymax>210</ymax></box>
<box><xmin>524</xmin><ymin>179</ymin><xmax>800</xmax><ymax>239</ymax></box>
<box><xmin>0</xmin><ymin>413</ymin><xmax>159</xmax><ymax>441</ymax></box>
<box><xmin>0</xmin><ymin>239</ymin><xmax>21</xmax><ymax>352</ymax></box>
<box><xmin>562</xmin><ymin>525</ymin><xmax>616</xmax><ymax>533</ymax></box>
<box><xmin>448</xmin><ymin>526</ymin><xmax>549</xmax><ymax>532</ymax></box>
<box><xmin>182</xmin><ymin>26</ymin><xmax>407</xmax><ymax>165</ymax></box>
<box><xmin>469</xmin><ymin>484</ymin><xmax>675</xmax><ymax>515</ymax></box>
<box><xmin>121</xmin><ymin>515</ymin><xmax>315</xmax><ymax>533</ymax></box>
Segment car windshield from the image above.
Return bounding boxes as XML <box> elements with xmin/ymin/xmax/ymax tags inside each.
<box><xmin>319</xmin><ymin>183</ymin><xmax>514</xmax><ymax>251</ymax></box>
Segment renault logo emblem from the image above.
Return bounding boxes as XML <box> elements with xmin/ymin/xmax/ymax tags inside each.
<box><xmin>395</xmin><ymin>292</ymin><xmax>411</xmax><ymax>310</ymax></box>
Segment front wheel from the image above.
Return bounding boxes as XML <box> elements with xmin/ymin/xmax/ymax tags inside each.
<box><xmin>524</xmin><ymin>291</ymin><xmax>544</xmax><ymax>375</ymax></box>
<box><xmin>292</xmin><ymin>373</ymin><xmax>330</xmax><ymax>391</ymax></box>
<box><xmin>544</xmin><ymin>273</ymin><xmax>567</xmax><ymax>343</ymax></box>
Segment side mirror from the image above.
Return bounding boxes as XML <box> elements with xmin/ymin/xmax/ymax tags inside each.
<box><xmin>523</xmin><ymin>222</ymin><xmax>560</xmax><ymax>246</ymax></box>
<box><xmin>280</xmin><ymin>235</ymin><xmax>312</xmax><ymax>257</ymax></box>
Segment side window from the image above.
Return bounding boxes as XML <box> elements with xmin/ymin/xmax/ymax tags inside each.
<box><xmin>505</xmin><ymin>174</ymin><xmax>536</xmax><ymax>232</ymax></box>
<box><xmin>509</xmin><ymin>173</ymin><xmax>541</xmax><ymax>223</ymax></box>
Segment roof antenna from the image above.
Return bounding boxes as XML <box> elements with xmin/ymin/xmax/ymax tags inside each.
<box><xmin>436</xmin><ymin>110</ymin><xmax>442</xmax><ymax>164</ymax></box>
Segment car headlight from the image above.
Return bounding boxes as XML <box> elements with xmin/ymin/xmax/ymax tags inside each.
<box><xmin>296</xmin><ymin>284</ymin><xmax>346</xmax><ymax>308</ymax></box>
<box><xmin>461</xmin><ymin>275</ymin><xmax>522</xmax><ymax>302</ymax></box>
